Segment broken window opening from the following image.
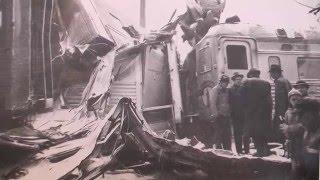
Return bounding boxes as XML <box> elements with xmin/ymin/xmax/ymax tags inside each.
<box><xmin>226</xmin><ymin>45</ymin><xmax>248</xmax><ymax>70</ymax></box>
<box><xmin>297</xmin><ymin>57</ymin><xmax>320</xmax><ymax>79</ymax></box>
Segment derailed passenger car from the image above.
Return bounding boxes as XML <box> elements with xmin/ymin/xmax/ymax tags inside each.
<box><xmin>182</xmin><ymin>23</ymin><xmax>320</xmax><ymax>116</ymax></box>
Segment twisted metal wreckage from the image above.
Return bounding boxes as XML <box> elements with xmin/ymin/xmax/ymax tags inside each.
<box><xmin>0</xmin><ymin>0</ymin><xmax>292</xmax><ymax>179</ymax></box>
<box><xmin>2</xmin><ymin>97</ymin><xmax>290</xmax><ymax>179</ymax></box>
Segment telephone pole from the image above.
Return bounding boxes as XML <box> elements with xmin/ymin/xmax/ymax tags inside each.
<box><xmin>140</xmin><ymin>0</ymin><xmax>146</xmax><ymax>28</ymax></box>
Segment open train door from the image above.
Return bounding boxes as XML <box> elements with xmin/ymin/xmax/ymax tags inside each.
<box><xmin>109</xmin><ymin>40</ymin><xmax>182</xmax><ymax>135</ymax></box>
<box><xmin>141</xmin><ymin>41</ymin><xmax>183</xmax><ymax>134</ymax></box>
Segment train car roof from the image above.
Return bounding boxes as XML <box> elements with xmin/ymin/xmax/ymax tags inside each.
<box><xmin>201</xmin><ymin>23</ymin><xmax>320</xmax><ymax>43</ymax></box>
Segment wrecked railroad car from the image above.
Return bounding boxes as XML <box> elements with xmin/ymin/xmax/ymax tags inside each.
<box><xmin>106</xmin><ymin>39</ymin><xmax>183</xmax><ymax>134</ymax></box>
<box><xmin>0</xmin><ymin>0</ymin><xmax>184</xmax><ymax>135</ymax></box>
<box><xmin>181</xmin><ymin>23</ymin><xmax>320</xmax><ymax>116</ymax></box>
<box><xmin>0</xmin><ymin>0</ymin><xmax>117</xmax><ymax>128</ymax></box>
<box><xmin>55</xmin><ymin>0</ymin><xmax>184</xmax><ymax>134</ymax></box>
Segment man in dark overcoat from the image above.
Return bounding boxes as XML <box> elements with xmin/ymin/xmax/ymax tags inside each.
<box><xmin>230</xmin><ymin>72</ymin><xmax>249</xmax><ymax>154</ymax></box>
<box><xmin>242</xmin><ymin>68</ymin><xmax>273</xmax><ymax>156</ymax></box>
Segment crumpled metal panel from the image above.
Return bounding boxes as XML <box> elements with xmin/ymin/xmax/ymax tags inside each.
<box><xmin>57</xmin><ymin>0</ymin><xmax>137</xmax><ymax>50</ymax></box>
<box><xmin>57</xmin><ymin>0</ymin><xmax>115</xmax><ymax>48</ymax></box>
<box><xmin>81</xmin><ymin>51</ymin><xmax>115</xmax><ymax>105</ymax></box>
<box><xmin>90</xmin><ymin>0</ymin><xmax>136</xmax><ymax>47</ymax></box>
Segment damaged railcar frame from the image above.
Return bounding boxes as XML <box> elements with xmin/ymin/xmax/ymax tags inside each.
<box><xmin>0</xmin><ymin>0</ymin><xmax>184</xmax><ymax>134</ymax></box>
<box><xmin>107</xmin><ymin>38</ymin><xmax>183</xmax><ymax>134</ymax></box>
<box><xmin>0</xmin><ymin>0</ymin><xmax>117</xmax><ymax>127</ymax></box>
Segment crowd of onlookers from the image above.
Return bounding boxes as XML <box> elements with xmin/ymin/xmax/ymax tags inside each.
<box><xmin>193</xmin><ymin>64</ymin><xmax>319</xmax><ymax>180</ymax></box>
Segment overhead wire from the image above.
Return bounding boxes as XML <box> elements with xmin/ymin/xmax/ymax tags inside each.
<box><xmin>105</xmin><ymin>24</ymin><xmax>132</xmax><ymax>39</ymax></box>
<box><xmin>293</xmin><ymin>0</ymin><xmax>315</xmax><ymax>9</ymax></box>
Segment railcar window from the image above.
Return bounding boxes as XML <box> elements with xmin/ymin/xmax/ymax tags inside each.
<box><xmin>226</xmin><ymin>45</ymin><xmax>248</xmax><ymax>69</ymax></box>
<box><xmin>297</xmin><ymin>57</ymin><xmax>320</xmax><ymax>79</ymax></box>
<box><xmin>268</xmin><ymin>56</ymin><xmax>281</xmax><ymax>68</ymax></box>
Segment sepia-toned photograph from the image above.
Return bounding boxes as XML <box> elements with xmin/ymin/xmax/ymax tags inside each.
<box><xmin>0</xmin><ymin>0</ymin><xmax>320</xmax><ymax>179</ymax></box>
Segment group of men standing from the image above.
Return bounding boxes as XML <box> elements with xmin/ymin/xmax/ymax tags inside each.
<box><xmin>196</xmin><ymin>64</ymin><xmax>310</xmax><ymax>157</ymax></box>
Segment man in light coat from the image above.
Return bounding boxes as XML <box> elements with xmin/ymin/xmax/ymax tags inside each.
<box><xmin>210</xmin><ymin>75</ymin><xmax>231</xmax><ymax>150</ymax></box>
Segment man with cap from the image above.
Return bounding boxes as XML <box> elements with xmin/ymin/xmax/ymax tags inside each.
<box><xmin>242</xmin><ymin>68</ymin><xmax>273</xmax><ymax>156</ymax></box>
<box><xmin>210</xmin><ymin>75</ymin><xmax>232</xmax><ymax>150</ymax></box>
<box><xmin>229</xmin><ymin>72</ymin><xmax>249</xmax><ymax>154</ymax></box>
<box><xmin>293</xmin><ymin>80</ymin><xmax>310</xmax><ymax>98</ymax></box>
<box><xmin>269</xmin><ymin>64</ymin><xmax>292</xmax><ymax>143</ymax></box>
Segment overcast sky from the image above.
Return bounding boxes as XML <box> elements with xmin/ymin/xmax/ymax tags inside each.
<box><xmin>105</xmin><ymin>0</ymin><xmax>320</xmax><ymax>30</ymax></box>
<box><xmin>104</xmin><ymin>0</ymin><xmax>320</xmax><ymax>59</ymax></box>
<box><xmin>221</xmin><ymin>0</ymin><xmax>320</xmax><ymax>30</ymax></box>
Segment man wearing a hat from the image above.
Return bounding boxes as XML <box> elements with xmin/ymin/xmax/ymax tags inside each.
<box><xmin>242</xmin><ymin>68</ymin><xmax>273</xmax><ymax>156</ymax></box>
<box><xmin>210</xmin><ymin>75</ymin><xmax>232</xmax><ymax>150</ymax></box>
<box><xmin>293</xmin><ymin>80</ymin><xmax>310</xmax><ymax>98</ymax></box>
<box><xmin>229</xmin><ymin>72</ymin><xmax>249</xmax><ymax>154</ymax></box>
<box><xmin>269</xmin><ymin>64</ymin><xmax>292</xmax><ymax>143</ymax></box>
